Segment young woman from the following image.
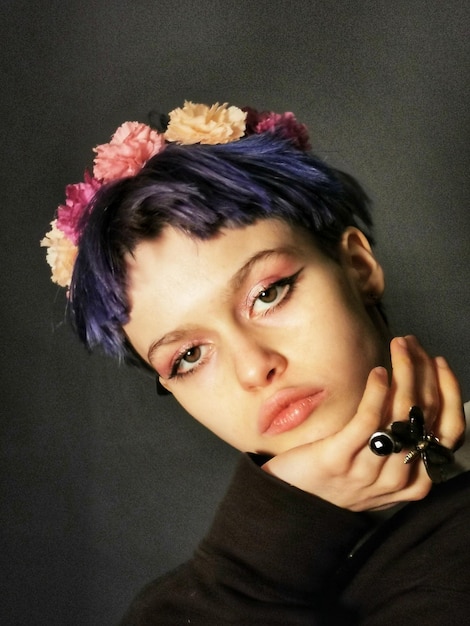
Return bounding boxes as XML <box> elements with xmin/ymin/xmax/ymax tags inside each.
<box><xmin>43</xmin><ymin>102</ymin><xmax>468</xmax><ymax>624</ymax></box>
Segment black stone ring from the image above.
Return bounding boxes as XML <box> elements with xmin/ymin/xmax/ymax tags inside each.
<box><xmin>368</xmin><ymin>406</ymin><xmax>455</xmax><ymax>483</ymax></box>
<box><xmin>368</xmin><ymin>430</ymin><xmax>403</xmax><ymax>456</ymax></box>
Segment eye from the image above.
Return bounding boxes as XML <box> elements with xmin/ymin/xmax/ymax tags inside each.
<box><xmin>181</xmin><ymin>346</ymin><xmax>201</xmax><ymax>364</ymax></box>
<box><xmin>251</xmin><ymin>271</ymin><xmax>301</xmax><ymax>316</ymax></box>
<box><xmin>170</xmin><ymin>344</ymin><xmax>210</xmax><ymax>378</ymax></box>
<box><xmin>252</xmin><ymin>283</ymin><xmax>289</xmax><ymax>314</ymax></box>
<box><xmin>258</xmin><ymin>285</ymin><xmax>281</xmax><ymax>303</ymax></box>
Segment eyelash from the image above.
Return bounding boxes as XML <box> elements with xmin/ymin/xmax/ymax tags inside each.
<box><xmin>168</xmin><ymin>269</ymin><xmax>302</xmax><ymax>380</ymax></box>
<box><xmin>169</xmin><ymin>345</ymin><xmax>209</xmax><ymax>380</ymax></box>
<box><xmin>250</xmin><ymin>270</ymin><xmax>301</xmax><ymax>317</ymax></box>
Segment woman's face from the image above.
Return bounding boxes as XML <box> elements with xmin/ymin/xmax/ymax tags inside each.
<box><xmin>124</xmin><ymin>219</ymin><xmax>388</xmax><ymax>456</ymax></box>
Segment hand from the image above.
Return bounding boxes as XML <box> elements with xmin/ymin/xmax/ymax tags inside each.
<box><xmin>263</xmin><ymin>336</ymin><xmax>464</xmax><ymax>511</ymax></box>
<box><xmin>387</xmin><ymin>335</ymin><xmax>464</xmax><ymax>451</ymax></box>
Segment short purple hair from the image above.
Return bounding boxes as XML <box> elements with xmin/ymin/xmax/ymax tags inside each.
<box><xmin>70</xmin><ymin>132</ymin><xmax>373</xmax><ymax>366</ymax></box>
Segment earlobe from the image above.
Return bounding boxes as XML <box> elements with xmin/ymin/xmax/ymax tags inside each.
<box><xmin>156</xmin><ymin>376</ymin><xmax>172</xmax><ymax>396</ymax></box>
<box><xmin>339</xmin><ymin>227</ymin><xmax>385</xmax><ymax>301</ymax></box>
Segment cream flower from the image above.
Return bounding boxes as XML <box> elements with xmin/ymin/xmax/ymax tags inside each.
<box><xmin>40</xmin><ymin>220</ymin><xmax>78</xmax><ymax>288</ymax></box>
<box><xmin>164</xmin><ymin>101</ymin><xmax>246</xmax><ymax>145</ymax></box>
<box><xmin>93</xmin><ymin>121</ymin><xmax>165</xmax><ymax>182</ymax></box>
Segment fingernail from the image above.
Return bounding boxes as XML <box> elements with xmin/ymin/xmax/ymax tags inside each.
<box><xmin>396</xmin><ymin>336</ymin><xmax>407</xmax><ymax>349</ymax></box>
<box><xmin>435</xmin><ymin>356</ymin><xmax>448</xmax><ymax>369</ymax></box>
<box><xmin>373</xmin><ymin>366</ymin><xmax>389</xmax><ymax>381</ymax></box>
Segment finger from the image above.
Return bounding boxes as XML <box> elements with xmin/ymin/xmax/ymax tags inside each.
<box><xmin>405</xmin><ymin>335</ymin><xmax>440</xmax><ymax>423</ymax></box>
<box><xmin>387</xmin><ymin>336</ymin><xmax>415</xmax><ymax>420</ymax></box>
<box><xmin>334</xmin><ymin>366</ymin><xmax>390</xmax><ymax>459</ymax></box>
<box><xmin>362</xmin><ymin>460</ymin><xmax>432</xmax><ymax>511</ymax></box>
<box><xmin>387</xmin><ymin>336</ymin><xmax>438</xmax><ymax>425</ymax></box>
<box><xmin>432</xmin><ymin>356</ymin><xmax>465</xmax><ymax>450</ymax></box>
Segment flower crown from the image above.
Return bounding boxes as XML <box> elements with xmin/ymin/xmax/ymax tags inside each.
<box><xmin>41</xmin><ymin>101</ymin><xmax>310</xmax><ymax>289</ymax></box>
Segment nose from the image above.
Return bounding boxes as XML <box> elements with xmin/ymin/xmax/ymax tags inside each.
<box><xmin>231</xmin><ymin>332</ymin><xmax>287</xmax><ymax>390</ymax></box>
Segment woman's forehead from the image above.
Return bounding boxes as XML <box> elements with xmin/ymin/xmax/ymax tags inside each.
<box><xmin>125</xmin><ymin>219</ymin><xmax>317</xmax><ymax>289</ymax></box>
<box><xmin>123</xmin><ymin>220</ymin><xmax>324</xmax><ymax>336</ymax></box>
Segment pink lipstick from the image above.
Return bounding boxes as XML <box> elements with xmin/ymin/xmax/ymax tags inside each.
<box><xmin>259</xmin><ymin>388</ymin><xmax>325</xmax><ymax>436</ymax></box>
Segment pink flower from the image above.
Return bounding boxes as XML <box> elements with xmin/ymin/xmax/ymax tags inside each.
<box><xmin>93</xmin><ymin>121</ymin><xmax>165</xmax><ymax>182</ymax></box>
<box><xmin>243</xmin><ymin>107</ymin><xmax>311</xmax><ymax>151</ymax></box>
<box><xmin>56</xmin><ymin>171</ymin><xmax>101</xmax><ymax>245</ymax></box>
<box><xmin>40</xmin><ymin>220</ymin><xmax>78</xmax><ymax>288</ymax></box>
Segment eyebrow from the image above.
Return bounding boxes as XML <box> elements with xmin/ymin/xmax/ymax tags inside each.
<box><xmin>147</xmin><ymin>245</ymin><xmax>299</xmax><ymax>363</ymax></box>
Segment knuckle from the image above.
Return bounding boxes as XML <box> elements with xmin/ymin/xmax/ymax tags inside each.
<box><xmin>437</xmin><ymin>408</ymin><xmax>466</xmax><ymax>448</ymax></box>
<box><xmin>380</xmin><ymin>465</ymin><xmax>408</xmax><ymax>493</ymax></box>
<box><xmin>323</xmin><ymin>452</ymin><xmax>349</xmax><ymax>476</ymax></box>
<box><xmin>451</xmin><ymin>420</ymin><xmax>466</xmax><ymax>442</ymax></box>
<box><xmin>389</xmin><ymin>472</ymin><xmax>409</xmax><ymax>492</ymax></box>
<box><xmin>393</xmin><ymin>399</ymin><xmax>414</xmax><ymax>420</ymax></box>
<box><xmin>421</xmin><ymin>390</ymin><xmax>439</xmax><ymax>415</ymax></box>
<box><xmin>407</xmin><ymin>480</ymin><xmax>432</xmax><ymax>501</ymax></box>
<box><xmin>348</xmin><ymin>463</ymin><xmax>371</xmax><ymax>485</ymax></box>
<box><xmin>442</xmin><ymin>424</ymin><xmax>466</xmax><ymax>449</ymax></box>
<box><xmin>454</xmin><ymin>430</ymin><xmax>466</xmax><ymax>451</ymax></box>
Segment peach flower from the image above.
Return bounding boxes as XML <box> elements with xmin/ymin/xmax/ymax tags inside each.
<box><xmin>41</xmin><ymin>220</ymin><xmax>78</xmax><ymax>288</ymax></box>
<box><xmin>164</xmin><ymin>101</ymin><xmax>246</xmax><ymax>145</ymax></box>
<box><xmin>93</xmin><ymin>121</ymin><xmax>165</xmax><ymax>182</ymax></box>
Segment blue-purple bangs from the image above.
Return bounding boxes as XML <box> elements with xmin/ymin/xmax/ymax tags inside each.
<box><xmin>69</xmin><ymin>132</ymin><xmax>373</xmax><ymax>365</ymax></box>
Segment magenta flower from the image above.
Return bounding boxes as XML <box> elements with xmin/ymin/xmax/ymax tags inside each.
<box><xmin>56</xmin><ymin>171</ymin><xmax>102</xmax><ymax>245</ymax></box>
<box><xmin>243</xmin><ymin>107</ymin><xmax>311</xmax><ymax>151</ymax></box>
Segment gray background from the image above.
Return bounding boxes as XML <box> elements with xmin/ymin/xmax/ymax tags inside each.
<box><xmin>1</xmin><ymin>1</ymin><xmax>469</xmax><ymax>624</ymax></box>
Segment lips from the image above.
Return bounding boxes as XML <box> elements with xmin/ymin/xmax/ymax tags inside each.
<box><xmin>259</xmin><ymin>388</ymin><xmax>325</xmax><ymax>436</ymax></box>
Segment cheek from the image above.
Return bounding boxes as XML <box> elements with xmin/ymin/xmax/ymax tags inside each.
<box><xmin>295</xmin><ymin>288</ymin><xmax>382</xmax><ymax>378</ymax></box>
<box><xmin>171</xmin><ymin>382</ymin><xmax>237</xmax><ymax>437</ymax></box>
<box><xmin>169</xmin><ymin>371</ymin><xmax>255</xmax><ymax>451</ymax></box>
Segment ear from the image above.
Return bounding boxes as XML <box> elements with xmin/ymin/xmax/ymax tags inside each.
<box><xmin>338</xmin><ymin>227</ymin><xmax>384</xmax><ymax>302</ymax></box>
<box><xmin>156</xmin><ymin>376</ymin><xmax>172</xmax><ymax>396</ymax></box>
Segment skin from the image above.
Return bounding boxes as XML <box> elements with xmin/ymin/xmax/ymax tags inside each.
<box><xmin>124</xmin><ymin>219</ymin><xmax>464</xmax><ymax>510</ymax></box>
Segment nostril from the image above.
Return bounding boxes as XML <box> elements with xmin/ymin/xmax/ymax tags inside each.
<box><xmin>267</xmin><ymin>368</ymin><xmax>276</xmax><ymax>382</ymax></box>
